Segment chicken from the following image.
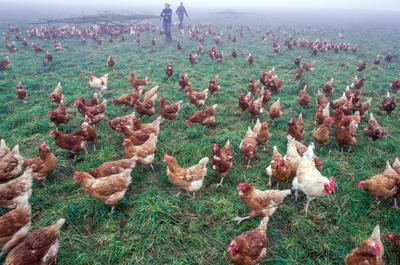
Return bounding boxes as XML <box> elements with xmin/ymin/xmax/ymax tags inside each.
<box><xmin>50</xmin><ymin>131</ymin><xmax>87</xmax><ymax>159</ymax></box>
<box><xmin>363</xmin><ymin>113</ymin><xmax>385</xmax><ymax>141</ymax></box>
<box><xmin>0</xmin><ymin>202</ymin><xmax>31</xmax><ymax>256</ymax></box>
<box><xmin>317</xmin><ymin>90</ymin><xmax>329</xmax><ymax>108</ymax></box>
<box><xmin>269</xmin><ymin>98</ymin><xmax>282</xmax><ymax>122</ymax></box>
<box><xmin>331</xmin><ymin>92</ymin><xmax>348</xmax><ymax>109</ymax></box>
<box><xmin>143</xmin><ymin>85</ymin><xmax>159</xmax><ymax>103</ymax></box>
<box><xmin>231</xmin><ymin>48</ymin><xmax>237</xmax><ymax>58</ymax></box>
<box><xmin>247</xmin><ymin>93</ymin><xmax>264</xmax><ymax>117</ymax></box>
<box><xmin>129</xmin><ymin>71</ymin><xmax>148</xmax><ymax>90</ymax></box>
<box><xmin>353</xmin><ymin>98</ymin><xmax>371</xmax><ymax>118</ymax></box>
<box><xmin>227</xmin><ymin>217</ymin><xmax>269</xmax><ymax>265</ymax></box>
<box><xmin>351</xmin><ymin>76</ymin><xmax>366</xmax><ymax>90</ymax></box>
<box><xmin>44</xmin><ymin>50</ymin><xmax>53</xmax><ymax>64</ymax></box>
<box><xmin>131</xmin><ymin>116</ymin><xmax>162</xmax><ymax>135</ymax></box>
<box><xmin>31</xmin><ymin>43</ymin><xmax>43</xmax><ymax>52</ymax></box>
<box><xmin>0</xmin><ymin>56</ymin><xmax>10</xmax><ymax>71</ymax></box>
<box><xmin>178</xmin><ymin>73</ymin><xmax>190</xmax><ymax>89</ymax></box>
<box><xmin>287</xmin><ymin>115</ymin><xmax>304</xmax><ymax>141</ymax></box>
<box><xmin>5</xmin><ymin>42</ymin><xmax>16</xmax><ymax>52</ymax></box>
<box><xmin>134</xmin><ymin>99</ymin><xmax>155</xmax><ymax>117</ymax></box>
<box><xmin>293</xmin><ymin>57</ymin><xmax>301</xmax><ymax>66</ymax></box>
<box><xmin>107</xmin><ymin>55</ymin><xmax>115</xmax><ymax>70</ymax></box>
<box><xmin>88</xmin><ymin>158</ymin><xmax>136</xmax><ymax>179</ymax></box>
<box><xmin>248</xmin><ymin>80</ymin><xmax>258</xmax><ymax>94</ymax></box>
<box><xmin>335</xmin><ymin>116</ymin><xmax>357</xmax><ymax>152</ymax></box>
<box><xmin>293</xmin><ymin>64</ymin><xmax>304</xmax><ymax>80</ymax></box>
<box><xmin>208</xmin><ymin>75</ymin><xmax>221</xmax><ymax>96</ymax></box>
<box><xmin>75</xmin><ymin>94</ymin><xmax>99</xmax><ymax>110</ymax></box>
<box><xmin>379</xmin><ymin>92</ymin><xmax>396</xmax><ymax>115</ymax></box>
<box><xmin>72</xmin><ymin>122</ymin><xmax>98</xmax><ymax>151</ymax></box>
<box><xmin>344</xmin><ymin>225</ymin><xmax>384</xmax><ymax>265</ymax></box>
<box><xmin>111</xmin><ymin>90</ymin><xmax>142</xmax><ymax>107</ymax></box>
<box><xmin>292</xmin><ymin>143</ymin><xmax>336</xmax><ymax>216</ymax></box>
<box><xmin>289</xmin><ymin>136</ymin><xmax>324</xmax><ymax>169</ymax></box>
<box><xmin>313</xmin><ymin>116</ymin><xmax>333</xmax><ymax>146</ymax></box>
<box><xmin>73</xmin><ymin>169</ymin><xmax>132</xmax><ymax>213</ymax></box>
<box><xmin>4</xmin><ymin>218</ymin><xmax>65</xmax><ymax>265</ymax></box>
<box><xmin>322</xmin><ymin>78</ymin><xmax>334</xmax><ymax>94</ymax></box>
<box><xmin>211</xmin><ymin>140</ymin><xmax>233</xmax><ymax>186</ymax></box>
<box><xmin>386</xmin><ymin>233</ymin><xmax>400</xmax><ymax>248</ymax></box>
<box><xmin>247</xmin><ymin>53</ymin><xmax>253</xmax><ymax>65</ymax></box>
<box><xmin>123</xmin><ymin>134</ymin><xmax>158</xmax><ymax>169</ymax></box>
<box><xmin>108</xmin><ymin>113</ymin><xmax>135</xmax><ymax>131</ymax></box>
<box><xmin>253</xmin><ymin>119</ymin><xmax>270</xmax><ymax>150</ymax></box>
<box><xmin>234</xmin><ymin>183</ymin><xmax>291</xmax><ymax>224</ymax></box>
<box><xmin>239</xmin><ymin>127</ymin><xmax>258</xmax><ymax>168</ymax></box>
<box><xmin>0</xmin><ymin>145</ymin><xmax>25</xmax><ymax>180</ymax></box>
<box><xmin>315</xmin><ymin>102</ymin><xmax>330</xmax><ymax>126</ymax></box>
<box><xmin>185</xmin><ymin>85</ymin><xmax>208</xmax><ymax>107</ymax></box>
<box><xmin>356</xmin><ymin>60</ymin><xmax>367</xmax><ymax>72</ymax></box>
<box><xmin>176</xmin><ymin>41</ymin><xmax>183</xmax><ymax>50</ymax></box>
<box><xmin>298</xmin><ymin>86</ymin><xmax>311</xmax><ymax>107</ymax></box>
<box><xmin>159</xmin><ymin>96</ymin><xmax>182</xmax><ymax>120</ymax></box>
<box><xmin>0</xmin><ymin>168</ymin><xmax>32</xmax><ymax>208</ymax></box>
<box><xmin>115</xmin><ymin>124</ymin><xmax>151</xmax><ymax>146</ymax></box>
<box><xmin>162</xmin><ymin>154</ymin><xmax>209</xmax><ymax>198</ymax></box>
<box><xmin>49</xmin><ymin>82</ymin><xmax>63</xmax><ymax>104</ymax></box>
<box><xmin>385</xmin><ymin>54</ymin><xmax>393</xmax><ymax>62</ymax></box>
<box><xmin>74</xmin><ymin>99</ymin><xmax>106</xmax><ymax>118</ymax></box>
<box><xmin>358</xmin><ymin>161</ymin><xmax>400</xmax><ymax>208</ymax></box>
<box><xmin>261</xmin><ymin>89</ymin><xmax>271</xmax><ymax>105</ymax></box>
<box><xmin>23</xmin><ymin>142</ymin><xmax>56</xmax><ymax>181</ymax></box>
<box><xmin>238</xmin><ymin>92</ymin><xmax>251</xmax><ymax>111</ymax></box>
<box><xmin>265</xmin><ymin>146</ymin><xmax>292</xmax><ymax>187</ymax></box>
<box><xmin>189</xmin><ymin>52</ymin><xmax>198</xmax><ymax>66</ymax></box>
<box><xmin>48</xmin><ymin>100</ymin><xmax>68</xmax><ymax>128</ymax></box>
<box><xmin>165</xmin><ymin>64</ymin><xmax>173</xmax><ymax>79</ymax></box>
<box><xmin>390</xmin><ymin>79</ymin><xmax>400</xmax><ymax>93</ymax></box>
<box><xmin>89</xmin><ymin>72</ymin><xmax>108</xmax><ymax>96</ymax></box>
<box><xmin>185</xmin><ymin>105</ymin><xmax>217</xmax><ymax>127</ymax></box>
<box><xmin>15</xmin><ymin>81</ymin><xmax>28</xmax><ymax>103</ymax></box>
<box><xmin>332</xmin><ymin>108</ymin><xmax>345</xmax><ymax>129</ymax></box>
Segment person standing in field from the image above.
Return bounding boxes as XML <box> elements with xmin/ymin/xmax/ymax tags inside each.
<box><xmin>160</xmin><ymin>3</ymin><xmax>173</xmax><ymax>43</ymax></box>
<box><xmin>176</xmin><ymin>2</ymin><xmax>188</xmax><ymax>32</ymax></box>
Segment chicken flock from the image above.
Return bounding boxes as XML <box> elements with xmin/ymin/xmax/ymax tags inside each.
<box><xmin>0</xmin><ymin>20</ymin><xmax>399</xmax><ymax>264</ymax></box>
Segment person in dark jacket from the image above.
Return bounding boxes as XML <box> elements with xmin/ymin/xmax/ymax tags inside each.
<box><xmin>160</xmin><ymin>3</ymin><xmax>173</xmax><ymax>42</ymax></box>
<box><xmin>176</xmin><ymin>2</ymin><xmax>188</xmax><ymax>31</ymax></box>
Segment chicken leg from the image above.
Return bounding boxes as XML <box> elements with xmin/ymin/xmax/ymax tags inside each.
<box><xmin>233</xmin><ymin>216</ymin><xmax>251</xmax><ymax>225</ymax></box>
<box><xmin>304</xmin><ymin>197</ymin><xmax>315</xmax><ymax>216</ymax></box>
<box><xmin>246</xmin><ymin>159</ymin><xmax>251</xmax><ymax>169</ymax></box>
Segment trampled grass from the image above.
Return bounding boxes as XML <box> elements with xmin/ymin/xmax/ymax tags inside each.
<box><xmin>0</xmin><ymin>15</ymin><xmax>400</xmax><ymax>264</ymax></box>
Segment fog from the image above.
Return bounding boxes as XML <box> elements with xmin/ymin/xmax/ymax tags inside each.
<box><xmin>3</xmin><ymin>0</ymin><xmax>400</xmax><ymax>11</ymax></box>
<box><xmin>1</xmin><ymin>0</ymin><xmax>400</xmax><ymax>23</ymax></box>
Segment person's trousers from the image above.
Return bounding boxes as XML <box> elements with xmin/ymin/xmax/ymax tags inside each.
<box><xmin>163</xmin><ymin>22</ymin><xmax>172</xmax><ymax>42</ymax></box>
<box><xmin>178</xmin><ymin>17</ymin><xmax>184</xmax><ymax>29</ymax></box>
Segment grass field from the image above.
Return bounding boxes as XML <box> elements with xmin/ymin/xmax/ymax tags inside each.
<box><xmin>0</xmin><ymin>14</ymin><xmax>400</xmax><ymax>264</ymax></box>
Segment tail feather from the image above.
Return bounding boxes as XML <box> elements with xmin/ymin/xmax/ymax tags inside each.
<box><xmin>199</xmin><ymin>157</ymin><xmax>209</xmax><ymax>166</ymax></box>
<box><xmin>52</xmin><ymin>218</ymin><xmax>66</xmax><ymax>231</ymax></box>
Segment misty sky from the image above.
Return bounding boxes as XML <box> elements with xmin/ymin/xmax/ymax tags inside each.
<box><xmin>4</xmin><ymin>0</ymin><xmax>400</xmax><ymax>11</ymax></box>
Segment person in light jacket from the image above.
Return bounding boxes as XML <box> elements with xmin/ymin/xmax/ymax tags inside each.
<box><xmin>160</xmin><ymin>3</ymin><xmax>173</xmax><ymax>42</ymax></box>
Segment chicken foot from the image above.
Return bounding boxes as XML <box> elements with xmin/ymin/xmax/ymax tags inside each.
<box><xmin>216</xmin><ymin>177</ymin><xmax>225</xmax><ymax>187</ymax></box>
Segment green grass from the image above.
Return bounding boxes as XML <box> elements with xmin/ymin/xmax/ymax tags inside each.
<box><xmin>0</xmin><ymin>17</ymin><xmax>400</xmax><ymax>264</ymax></box>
